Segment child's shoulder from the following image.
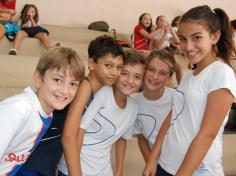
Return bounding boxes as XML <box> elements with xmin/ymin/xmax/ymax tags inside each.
<box><xmin>165</xmin><ymin>86</ymin><xmax>176</xmax><ymax>94</ymax></box>
<box><xmin>135</xmin><ymin>24</ymin><xmax>144</xmax><ymax>31</ymax></box>
<box><xmin>97</xmin><ymin>86</ymin><xmax>113</xmax><ymax>95</ymax></box>
<box><xmin>0</xmin><ymin>87</ymin><xmax>37</xmax><ymax>117</ymax></box>
<box><xmin>127</xmin><ymin>96</ymin><xmax>139</xmax><ymax>110</ymax></box>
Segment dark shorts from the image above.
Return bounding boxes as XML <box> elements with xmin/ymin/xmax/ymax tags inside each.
<box><xmin>17</xmin><ymin>138</ymin><xmax>63</xmax><ymax>176</ymax></box>
<box><xmin>21</xmin><ymin>26</ymin><xmax>49</xmax><ymax>38</ymax></box>
<box><xmin>156</xmin><ymin>164</ymin><xmax>174</xmax><ymax>176</ymax></box>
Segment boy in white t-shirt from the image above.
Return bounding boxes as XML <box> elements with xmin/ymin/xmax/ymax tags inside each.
<box><xmin>0</xmin><ymin>47</ymin><xmax>85</xmax><ymax>175</ymax></box>
<box><xmin>58</xmin><ymin>50</ymin><xmax>146</xmax><ymax>176</ymax></box>
<box><xmin>133</xmin><ymin>50</ymin><xmax>176</xmax><ymax>162</ymax></box>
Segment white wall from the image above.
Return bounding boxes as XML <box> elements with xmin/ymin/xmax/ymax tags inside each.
<box><xmin>16</xmin><ymin>0</ymin><xmax>236</xmax><ymax>34</ymax></box>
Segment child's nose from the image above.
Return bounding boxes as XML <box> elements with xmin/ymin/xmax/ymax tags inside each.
<box><xmin>127</xmin><ymin>75</ymin><xmax>134</xmax><ymax>84</ymax></box>
<box><xmin>61</xmin><ymin>84</ymin><xmax>69</xmax><ymax>94</ymax></box>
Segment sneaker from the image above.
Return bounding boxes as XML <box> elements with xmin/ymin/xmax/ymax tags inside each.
<box><xmin>8</xmin><ymin>49</ymin><xmax>17</xmax><ymax>55</ymax></box>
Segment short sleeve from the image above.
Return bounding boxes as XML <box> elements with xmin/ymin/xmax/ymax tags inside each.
<box><xmin>0</xmin><ymin>104</ymin><xmax>23</xmax><ymax>159</ymax></box>
<box><xmin>132</xmin><ymin>115</ymin><xmax>143</xmax><ymax>135</ymax></box>
<box><xmin>207</xmin><ymin>63</ymin><xmax>236</xmax><ymax>97</ymax></box>
<box><xmin>122</xmin><ymin>126</ymin><xmax>134</xmax><ymax>140</ymax></box>
<box><xmin>80</xmin><ymin>87</ymin><xmax>109</xmax><ymax>130</ymax></box>
<box><xmin>122</xmin><ymin>101</ymin><xmax>139</xmax><ymax>140</ymax></box>
<box><xmin>135</xmin><ymin>25</ymin><xmax>144</xmax><ymax>34</ymax></box>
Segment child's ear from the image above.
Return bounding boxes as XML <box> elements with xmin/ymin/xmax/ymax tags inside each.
<box><xmin>33</xmin><ymin>70</ymin><xmax>43</xmax><ymax>88</ymax></box>
<box><xmin>88</xmin><ymin>58</ymin><xmax>96</xmax><ymax>71</ymax></box>
<box><xmin>211</xmin><ymin>30</ymin><xmax>221</xmax><ymax>45</ymax></box>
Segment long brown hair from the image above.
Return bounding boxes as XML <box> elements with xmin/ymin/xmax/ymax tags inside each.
<box><xmin>180</xmin><ymin>5</ymin><xmax>233</xmax><ymax>66</ymax></box>
<box><xmin>21</xmin><ymin>4</ymin><xmax>39</xmax><ymax>25</ymax></box>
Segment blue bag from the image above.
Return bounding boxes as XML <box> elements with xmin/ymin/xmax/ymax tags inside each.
<box><xmin>3</xmin><ymin>22</ymin><xmax>21</xmax><ymax>41</ymax></box>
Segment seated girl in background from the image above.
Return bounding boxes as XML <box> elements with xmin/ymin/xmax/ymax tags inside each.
<box><xmin>9</xmin><ymin>4</ymin><xmax>56</xmax><ymax>55</ymax></box>
<box><xmin>0</xmin><ymin>0</ymin><xmax>16</xmax><ymax>39</ymax></box>
<box><xmin>133</xmin><ymin>13</ymin><xmax>160</xmax><ymax>51</ymax></box>
<box><xmin>150</xmin><ymin>15</ymin><xmax>179</xmax><ymax>50</ymax></box>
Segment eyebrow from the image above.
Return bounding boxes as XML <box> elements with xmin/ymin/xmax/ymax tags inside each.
<box><xmin>178</xmin><ymin>32</ymin><xmax>202</xmax><ymax>37</ymax></box>
<box><xmin>191</xmin><ymin>32</ymin><xmax>202</xmax><ymax>36</ymax></box>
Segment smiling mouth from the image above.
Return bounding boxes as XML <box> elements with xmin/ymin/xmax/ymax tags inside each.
<box><xmin>148</xmin><ymin>79</ymin><xmax>160</xmax><ymax>86</ymax></box>
<box><xmin>186</xmin><ymin>50</ymin><xmax>199</xmax><ymax>57</ymax></box>
<box><xmin>55</xmin><ymin>95</ymin><xmax>68</xmax><ymax>102</ymax></box>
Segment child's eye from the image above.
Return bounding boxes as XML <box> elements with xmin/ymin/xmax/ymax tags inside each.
<box><xmin>121</xmin><ymin>71</ymin><xmax>128</xmax><ymax>76</ymax></box>
<box><xmin>147</xmin><ymin>67</ymin><xmax>155</xmax><ymax>72</ymax></box>
<box><xmin>193</xmin><ymin>36</ymin><xmax>202</xmax><ymax>40</ymax></box>
<box><xmin>179</xmin><ymin>36</ymin><xmax>186</xmax><ymax>41</ymax></box>
<box><xmin>54</xmin><ymin>78</ymin><xmax>62</xmax><ymax>83</ymax></box>
<box><xmin>135</xmin><ymin>75</ymin><xmax>142</xmax><ymax>80</ymax></box>
<box><xmin>71</xmin><ymin>82</ymin><xmax>79</xmax><ymax>88</ymax></box>
<box><xmin>105</xmin><ymin>63</ymin><xmax>112</xmax><ymax>68</ymax></box>
<box><xmin>160</xmin><ymin>71</ymin><xmax>169</xmax><ymax>76</ymax></box>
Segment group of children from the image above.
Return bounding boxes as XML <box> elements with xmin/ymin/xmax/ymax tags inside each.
<box><xmin>0</xmin><ymin>1</ymin><xmax>55</xmax><ymax>55</ymax></box>
<box><xmin>133</xmin><ymin>13</ymin><xmax>180</xmax><ymax>52</ymax></box>
<box><xmin>0</xmin><ymin>3</ymin><xmax>236</xmax><ymax>176</ymax></box>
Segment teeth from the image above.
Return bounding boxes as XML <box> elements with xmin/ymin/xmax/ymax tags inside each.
<box><xmin>187</xmin><ymin>51</ymin><xmax>198</xmax><ymax>56</ymax></box>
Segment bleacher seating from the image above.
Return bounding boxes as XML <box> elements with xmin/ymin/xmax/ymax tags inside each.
<box><xmin>0</xmin><ymin>24</ymin><xmax>235</xmax><ymax>175</ymax></box>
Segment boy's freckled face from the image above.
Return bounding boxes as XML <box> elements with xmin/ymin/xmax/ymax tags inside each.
<box><xmin>34</xmin><ymin>67</ymin><xmax>79</xmax><ymax>114</ymax></box>
<box><xmin>144</xmin><ymin>58</ymin><xmax>171</xmax><ymax>91</ymax></box>
<box><xmin>93</xmin><ymin>54</ymin><xmax>124</xmax><ymax>86</ymax></box>
<box><xmin>115</xmin><ymin>63</ymin><xmax>145</xmax><ymax>96</ymax></box>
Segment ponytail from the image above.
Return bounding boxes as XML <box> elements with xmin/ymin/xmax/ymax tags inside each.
<box><xmin>214</xmin><ymin>8</ymin><xmax>233</xmax><ymax>66</ymax></box>
<box><xmin>180</xmin><ymin>5</ymin><xmax>233</xmax><ymax>66</ymax></box>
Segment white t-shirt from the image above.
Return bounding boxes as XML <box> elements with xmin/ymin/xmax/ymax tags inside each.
<box><xmin>154</xmin><ymin>30</ymin><xmax>173</xmax><ymax>50</ymax></box>
<box><xmin>18</xmin><ymin>19</ymin><xmax>40</xmax><ymax>27</ymax></box>
<box><xmin>159</xmin><ymin>61</ymin><xmax>236</xmax><ymax>176</ymax></box>
<box><xmin>58</xmin><ymin>86</ymin><xmax>138</xmax><ymax>176</ymax></box>
<box><xmin>0</xmin><ymin>87</ymin><xmax>52</xmax><ymax>175</ymax></box>
<box><xmin>133</xmin><ymin>87</ymin><xmax>175</xmax><ymax>148</ymax></box>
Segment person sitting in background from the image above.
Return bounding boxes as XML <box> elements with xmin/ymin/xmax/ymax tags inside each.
<box><xmin>0</xmin><ymin>0</ymin><xmax>16</xmax><ymax>39</ymax></box>
<box><xmin>171</xmin><ymin>15</ymin><xmax>181</xmax><ymax>33</ymax></box>
<box><xmin>150</xmin><ymin>15</ymin><xmax>179</xmax><ymax>51</ymax></box>
<box><xmin>133</xmin><ymin>13</ymin><xmax>160</xmax><ymax>51</ymax></box>
<box><xmin>8</xmin><ymin>4</ymin><xmax>56</xmax><ymax>55</ymax></box>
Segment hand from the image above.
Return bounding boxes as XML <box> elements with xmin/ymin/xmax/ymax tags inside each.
<box><xmin>8</xmin><ymin>9</ymin><xmax>16</xmax><ymax>16</ymax></box>
<box><xmin>142</xmin><ymin>159</ymin><xmax>157</xmax><ymax>176</ymax></box>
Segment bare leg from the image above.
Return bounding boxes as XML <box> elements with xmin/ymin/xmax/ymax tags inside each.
<box><xmin>34</xmin><ymin>32</ymin><xmax>51</xmax><ymax>49</ymax></box>
<box><xmin>12</xmin><ymin>30</ymin><xmax>28</xmax><ymax>50</ymax></box>
<box><xmin>0</xmin><ymin>23</ymin><xmax>6</xmax><ymax>39</ymax></box>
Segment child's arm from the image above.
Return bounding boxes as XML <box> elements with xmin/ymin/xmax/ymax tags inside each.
<box><xmin>29</xmin><ymin>15</ymin><xmax>37</xmax><ymax>27</ymax></box>
<box><xmin>0</xmin><ymin>7</ymin><xmax>15</xmax><ymax>15</ymax></box>
<box><xmin>139</xmin><ymin>28</ymin><xmax>161</xmax><ymax>40</ymax></box>
<box><xmin>143</xmin><ymin>111</ymin><xmax>172</xmax><ymax>176</ymax></box>
<box><xmin>137</xmin><ymin>134</ymin><xmax>151</xmax><ymax>162</ymax></box>
<box><xmin>152</xmin><ymin>27</ymin><xmax>166</xmax><ymax>49</ymax></box>
<box><xmin>115</xmin><ymin>138</ymin><xmax>126</xmax><ymax>176</ymax></box>
<box><xmin>0</xmin><ymin>107</ymin><xmax>22</xmax><ymax>160</ymax></box>
<box><xmin>62</xmin><ymin>80</ymin><xmax>93</xmax><ymax>175</ymax></box>
<box><xmin>169</xmin><ymin>25</ymin><xmax>179</xmax><ymax>45</ymax></box>
<box><xmin>175</xmin><ymin>62</ymin><xmax>184</xmax><ymax>84</ymax></box>
<box><xmin>76</xmin><ymin>127</ymin><xmax>85</xmax><ymax>176</ymax></box>
<box><xmin>0</xmin><ymin>7</ymin><xmax>15</xmax><ymax>21</ymax></box>
<box><xmin>175</xmin><ymin>89</ymin><xmax>233</xmax><ymax>176</ymax></box>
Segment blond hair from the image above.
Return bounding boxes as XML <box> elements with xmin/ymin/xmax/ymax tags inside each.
<box><xmin>147</xmin><ymin>49</ymin><xmax>176</xmax><ymax>76</ymax></box>
<box><xmin>36</xmin><ymin>47</ymin><xmax>85</xmax><ymax>81</ymax></box>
